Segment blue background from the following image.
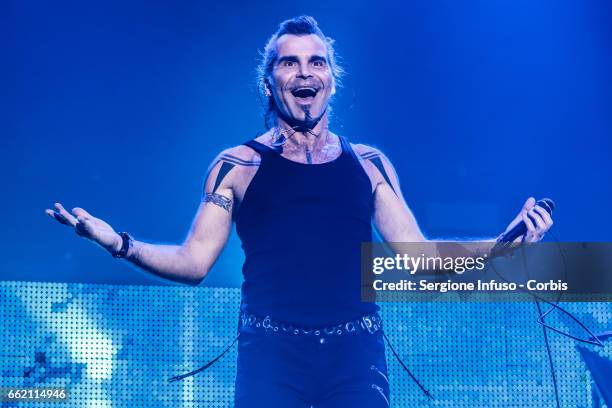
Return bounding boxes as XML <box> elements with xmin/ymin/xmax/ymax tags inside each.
<box><xmin>3</xmin><ymin>0</ymin><xmax>611</xmax><ymax>285</ymax></box>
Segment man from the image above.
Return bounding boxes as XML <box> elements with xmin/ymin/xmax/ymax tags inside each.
<box><xmin>47</xmin><ymin>16</ymin><xmax>553</xmax><ymax>408</ymax></box>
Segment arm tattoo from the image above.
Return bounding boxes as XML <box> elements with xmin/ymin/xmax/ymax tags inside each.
<box><xmin>360</xmin><ymin>151</ymin><xmax>397</xmax><ymax>195</ymax></box>
<box><xmin>203</xmin><ymin>192</ymin><xmax>232</xmax><ymax>212</ymax></box>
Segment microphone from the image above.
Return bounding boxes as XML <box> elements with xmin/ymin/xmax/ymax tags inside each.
<box><xmin>491</xmin><ymin>198</ymin><xmax>555</xmax><ymax>255</ymax></box>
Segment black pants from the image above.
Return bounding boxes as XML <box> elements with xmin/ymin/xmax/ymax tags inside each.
<box><xmin>234</xmin><ymin>326</ymin><xmax>390</xmax><ymax>407</ymax></box>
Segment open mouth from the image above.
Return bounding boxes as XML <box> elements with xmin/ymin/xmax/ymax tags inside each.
<box><xmin>291</xmin><ymin>87</ymin><xmax>318</xmax><ymax>100</ymax></box>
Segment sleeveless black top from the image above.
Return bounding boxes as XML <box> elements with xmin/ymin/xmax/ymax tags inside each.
<box><xmin>234</xmin><ymin>136</ymin><xmax>378</xmax><ymax>327</ymax></box>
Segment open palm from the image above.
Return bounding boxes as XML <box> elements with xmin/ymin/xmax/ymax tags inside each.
<box><xmin>46</xmin><ymin>203</ymin><xmax>120</xmax><ymax>253</ymax></box>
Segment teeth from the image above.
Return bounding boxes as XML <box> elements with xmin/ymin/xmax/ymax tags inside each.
<box><xmin>291</xmin><ymin>87</ymin><xmax>318</xmax><ymax>98</ymax></box>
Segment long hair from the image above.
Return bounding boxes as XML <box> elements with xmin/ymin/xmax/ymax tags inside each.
<box><xmin>256</xmin><ymin>16</ymin><xmax>344</xmax><ymax>129</ymax></box>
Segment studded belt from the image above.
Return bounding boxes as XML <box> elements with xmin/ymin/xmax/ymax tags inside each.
<box><xmin>238</xmin><ymin>311</ymin><xmax>383</xmax><ymax>336</ymax></box>
<box><xmin>171</xmin><ymin>310</ymin><xmax>432</xmax><ymax>400</ymax></box>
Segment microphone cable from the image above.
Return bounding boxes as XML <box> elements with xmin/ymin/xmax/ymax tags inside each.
<box><xmin>488</xmin><ymin>232</ymin><xmax>604</xmax><ymax>408</ymax></box>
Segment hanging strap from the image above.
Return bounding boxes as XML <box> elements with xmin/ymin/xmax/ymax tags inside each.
<box><xmin>338</xmin><ymin>135</ymin><xmax>360</xmax><ymax>163</ymax></box>
<box><xmin>168</xmin><ymin>333</ymin><xmax>240</xmax><ymax>382</ymax></box>
<box><xmin>382</xmin><ymin>331</ymin><xmax>434</xmax><ymax>400</ymax></box>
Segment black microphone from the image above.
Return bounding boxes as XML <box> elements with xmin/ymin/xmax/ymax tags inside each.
<box><xmin>491</xmin><ymin>198</ymin><xmax>555</xmax><ymax>255</ymax></box>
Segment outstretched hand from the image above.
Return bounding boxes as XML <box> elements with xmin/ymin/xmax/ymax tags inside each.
<box><xmin>502</xmin><ymin>197</ymin><xmax>554</xmax><ymax>244</ymax></box>
<box><xmin>45</xmin><ymin>203</ymin><xmax>121</xmax><ymax>254</ymax></box>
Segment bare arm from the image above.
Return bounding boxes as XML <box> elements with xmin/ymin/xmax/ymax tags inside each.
<box><xmin>359</xmin><ymin>147</ymin><xmax>553</xmax><ymax>258</ymax></box>
<box><xmin>365</xmin><ymin>150</ymin><xmax>427</xmax><ymax>244</ymax></box>
<box><xmin>46</xmin><ymin>154</ymin><xmax>238</xmax><ymax>286</ymax></box>
<box><xmin>124</xmin><ymin>157</ymin><xmax>237</xmax><ymax>285</ymax></box>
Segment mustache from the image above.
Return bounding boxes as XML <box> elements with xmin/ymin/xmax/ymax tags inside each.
<box><xmin>286</xmin><ymin>80</ymin><xmax>324</xmax><ymax>91</ymax></box>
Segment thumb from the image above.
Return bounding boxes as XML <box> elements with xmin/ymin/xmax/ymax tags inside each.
<box><xmin>75</xmin><ymin>216</ymin><xmax>92</xmax><ymax>236</ymax></box>
<box><xmin>505</xmin><ymin>197</ymin><xmax>535</xmax><ymax>233</ymax></box>
<box><xmin>521</xmin><ymin>197</ymin><xmax>536</xmax><ymax>213</ymax></box>
<box><xmin>77</xmin><ymin>215</ymin><xmax>89</xmax><ymax>224</ymax></box>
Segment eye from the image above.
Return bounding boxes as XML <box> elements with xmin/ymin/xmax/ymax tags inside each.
<box><xmin>313</xmin><ymin>60</ymin><xmax>326</xmax><ymax>67</ymax></box>
<box><xmin>282</xmin><ymin>60</ymin><xmax>295</xmax><ymax>67</ymax></box>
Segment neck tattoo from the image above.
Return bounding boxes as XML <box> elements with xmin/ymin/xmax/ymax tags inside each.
<box><xmin>305</xmin><ymin>147</ymin><xmax>313</xmax><ymax>164</ymax></box>
<box><xmin>270</xmin><ymin>125</ymin><xmax>334</xmax><ymax>164</ymax></box>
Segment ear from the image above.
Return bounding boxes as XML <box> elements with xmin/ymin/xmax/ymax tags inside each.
<box><xmin>331</xmin><ymin>78</ymin><xmax>336</xmax><ymax>96</ymax></box>
<box><xmin>264</xmin><ymin>80</ymin><xmax>272</xmax><ymax>97</ymax></box>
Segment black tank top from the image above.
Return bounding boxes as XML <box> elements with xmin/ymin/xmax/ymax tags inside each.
<box><xmin>234</xmin><ymin>135</ymin><xmax>378</xmax><ymax>327</ymax></box>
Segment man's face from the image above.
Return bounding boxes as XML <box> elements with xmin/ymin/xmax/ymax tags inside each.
<box><xmin>268</xmin><ymin>34</ymin><xmax>335</xmax><ymax>126</ymax></box>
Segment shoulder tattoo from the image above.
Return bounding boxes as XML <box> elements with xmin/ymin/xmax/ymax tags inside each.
<box><xmin>202</xmin><ymin>152</ymin><xmax>261</xmax><ymax>211</ymax></box>
<box><xmin>203</xmin><ymin>152</ymin><xmax>261</xmax><ymax>199</ymax></box>
<box><xmin>359</xmin><ymin>151</ymin><xmax>396</xmax><ymax>195</ymax></box>
<box><xmin>217</xmin><ymin>153</ymin><xmax>261</xmax><ymax>167</ymax></box>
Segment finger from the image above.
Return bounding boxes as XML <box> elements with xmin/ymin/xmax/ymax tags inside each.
<box><xmin>72</xmin><ymin>207</ymin><xmax>92</xmax><ymax>219</ymax></box>
<box><xmin>533</xmin><ymin>205</ymin><xmax>553</xmax><ymax>226</ymax></box>
<box><xmin>54</xmin><ymin>202</ymin><xmax>77</xmax><ymax>227</ymax></box>
<box><xmin>521</xmin><ymin>197</ymin><xmax>536</xmax><ymax>213</ymax></box>
<box><xmin>46</xmin><ymin>208</ymin><xmax>71</xmax><ymax>226</ymax></box>
<box><xmin>528</xmin><ymin>208</ymin><xmax>546</xmax><ymax>230</ymax></box>
<box><xmin>522</xmin><ymin>212</ymin><xmax>536</xmax><ymax>233</ymax></box>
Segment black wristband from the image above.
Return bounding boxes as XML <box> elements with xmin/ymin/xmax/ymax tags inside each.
<box><xmin>113</xmin><ymin>232</ymin><xmax>133</xmax><ymax>258</ymax></box>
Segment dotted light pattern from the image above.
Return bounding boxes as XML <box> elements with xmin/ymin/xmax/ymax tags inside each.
<box><xmin>1</xmin><ymin>281</ymin><xmax>611</xmax><ymax>407</ymax></box>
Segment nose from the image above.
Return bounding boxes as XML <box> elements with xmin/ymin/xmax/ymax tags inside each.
<box><xmin>297</xmin><ymin>63</ymin><xmax>313</xmax><ymax>79</ymax></box>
